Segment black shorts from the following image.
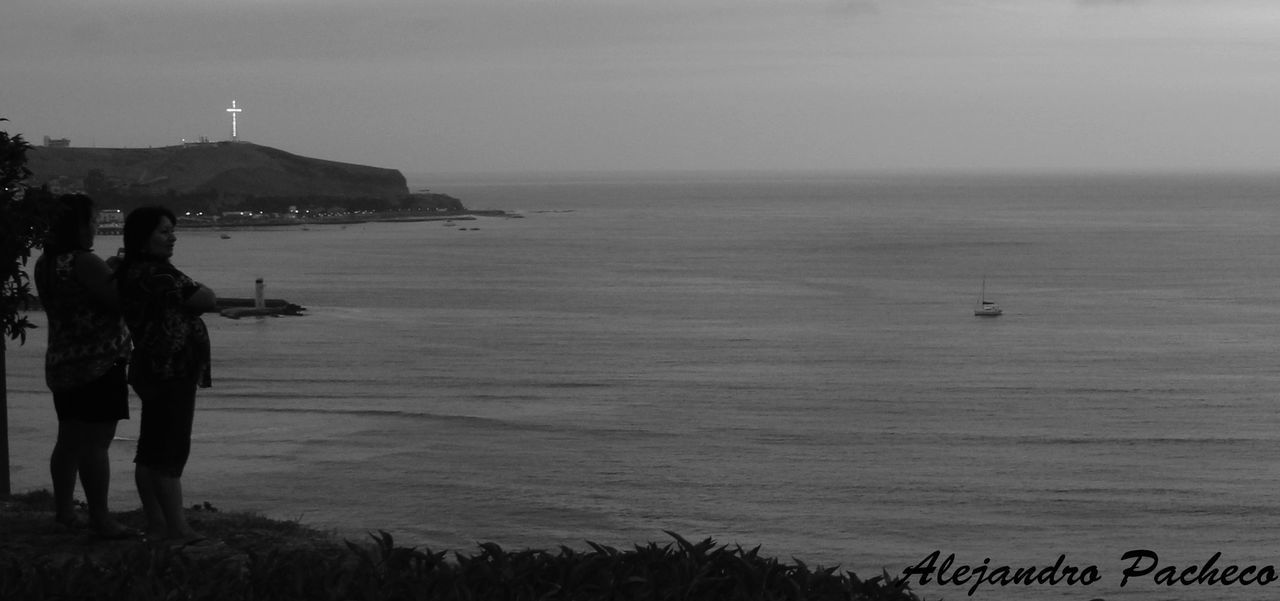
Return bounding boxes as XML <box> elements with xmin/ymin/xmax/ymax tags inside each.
<box><xmin>52</xmin><ymin>362</ymin><xmax>130</xmax><ymax>423</ymax></box>
<box><xmin>132</xmin><ymin>375</ymin><xmax>199</xmax><ymax>478</ymax></box>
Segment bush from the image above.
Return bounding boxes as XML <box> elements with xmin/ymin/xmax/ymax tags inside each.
<box><xmin>0</xmin><ymin>529</ymin><xmax>920</xmax><ymax>601</ymax></box>
<box><xmin>0</xmin><ymin>122</ymin><xmax>54</xmax><ymax>346</ymax></box>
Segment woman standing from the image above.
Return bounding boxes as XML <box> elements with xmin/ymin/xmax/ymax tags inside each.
<box><xmin>34</xmin><ymin>194</ymin><xmax>134</xmax><ymax>539</ymax></box>
<box><xmin>116</xmin><ymin>206</ymin><xmax>216</xmax><ymax>542</ymax></box>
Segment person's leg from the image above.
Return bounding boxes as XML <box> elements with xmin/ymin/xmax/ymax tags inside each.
<box><xmin>77</xmin><ymin>420</ymin><xmax>132</xmax><ymax>535</ymax></box>
<box><xmin>134</xmin><ymin>464</ymin><xmax>167</xmax><ymax>538</ymax></box>
<box><xmin>134</xmin><ymin>375</ymin><xmax>201</xmax><ymax>541</ymax></box>
<box><xmin>134</xmin><ymin>378</ymin><xmax>169</xmax><ymax>538</ymax></box>
<box><xmin>54</xmin><ymin>364</ymin><xmax>131</xmax><ymax>532</ymax></box>
<box><xmin>153</xmin><ymin>471</ymin><xmax>199</xmax><ymax>540</ymax></box>
<box><xmin>50</xmin><ymin>421</ymin><xmax>82</xmax><ymax>526</ymax></box>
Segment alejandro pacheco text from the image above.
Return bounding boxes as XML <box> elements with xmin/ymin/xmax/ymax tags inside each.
<box><xmin>901</xmin><ymin>550</ymin><xmax>1279</xmax><ymax>596</ymax></box>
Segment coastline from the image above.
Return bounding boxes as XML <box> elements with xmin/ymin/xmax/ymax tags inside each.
<box><xmin>94</xmin><ymin>209</ymin><xmax>513</xmax><ymax>235</ymax></box>
<box><xmin>186</xmin><ymin>209</ymin><xmax>513</xmax><ymax>229</ymax></box>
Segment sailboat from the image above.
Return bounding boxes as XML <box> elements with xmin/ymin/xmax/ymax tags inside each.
<box><xmin>974</xmin><ymin>277</ymin><xmax>1002</xmax><ymax>317</ymax></box>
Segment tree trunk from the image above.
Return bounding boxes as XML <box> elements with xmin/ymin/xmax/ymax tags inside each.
<box><xmin>1</xmin><ymin>340</ymin><xmax>9</xmax><ymax>497</ymax></box>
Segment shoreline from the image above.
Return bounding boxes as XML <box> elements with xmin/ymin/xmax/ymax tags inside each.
<box><xmin>180</xmin><ymin>209</ymin><xmax>511</xmax><ymax>230</ymax></box>
<box><xmin>95</xmin><ymin>209</ymin><xmax>514</xmax><ymax>235</ymax></box>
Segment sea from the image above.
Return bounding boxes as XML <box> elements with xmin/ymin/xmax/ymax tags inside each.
<box><xmin>9</xmin><ymin>171</ymin><xmax>1280</xmax><ymax>600</ymax></box>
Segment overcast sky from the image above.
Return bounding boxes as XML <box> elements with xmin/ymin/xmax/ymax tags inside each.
<box><xmin>3</xmin><ymin>0</ymin><xmax>1279</xmax><ymax>174</ymax></box>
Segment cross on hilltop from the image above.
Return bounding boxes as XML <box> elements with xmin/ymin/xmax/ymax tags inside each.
<box><xmin>227</xmin><ymin>100</ymin><xmax>242</xmax><ymax>140</ymax></box>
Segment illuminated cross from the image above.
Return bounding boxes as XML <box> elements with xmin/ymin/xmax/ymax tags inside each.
<box><xmin>226</xmin><ymin>100</ymin><xmax>242</xmax><ymax>140</ymax></box>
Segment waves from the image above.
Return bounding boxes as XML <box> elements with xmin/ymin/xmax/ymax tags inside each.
<box><xmin>27</xmin><ymin>174</ymin><xmax>1266</xmax><ymax>601</ymax></box>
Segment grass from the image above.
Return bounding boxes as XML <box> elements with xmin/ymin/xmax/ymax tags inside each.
<box><xmin>0</xmin><ymin>490</ymin><xmax>922</xmax><ymax>601</ymax></box>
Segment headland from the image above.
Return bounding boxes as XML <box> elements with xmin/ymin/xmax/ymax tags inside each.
<box><xmin>23</xmin><ymin>141</ymin><xmax>478</xmax><ymax>220</ymax></box>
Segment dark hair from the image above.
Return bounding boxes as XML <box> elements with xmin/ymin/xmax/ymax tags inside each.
<box><xmin>114</xmin><ymin>206</ymin><xmax>178</xmax><ymax>286</ymax></box>
<box><xmin>45</xmin><ymin>193</ymin><xmax>95</xmax><ymax>253</ymax></box>
<box><xmin>122</xmin><ymin>205</ymin><xmax>177</xmax><ymax>259</ymax></box>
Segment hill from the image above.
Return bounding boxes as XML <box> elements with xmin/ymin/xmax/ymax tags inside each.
<box><xmin>21</xmin><ymin>142</ymin><xmax>465</xmax><ymax>214</ymax></box>
<box><xmin>26</xmin><ymin>141</ymin><xmax>408</xmax><ymax>199</ymax></box>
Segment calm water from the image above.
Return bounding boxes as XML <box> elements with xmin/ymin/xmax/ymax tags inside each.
<box><xmin>10</xmin><ymin>172</ymin><xmax>1280</xmax><ymax>600</ymax></box>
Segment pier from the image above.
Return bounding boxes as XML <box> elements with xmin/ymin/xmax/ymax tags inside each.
<box><xmin>216</xmin><ymin>297</ymin><xmax>306</xmax><ymax>319</ymax></box>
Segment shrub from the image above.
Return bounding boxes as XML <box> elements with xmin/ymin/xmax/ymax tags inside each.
<box><xmin>0</xmin><ymin>529</ymin><xmax>920</xmax><ymax>601</ymax></box>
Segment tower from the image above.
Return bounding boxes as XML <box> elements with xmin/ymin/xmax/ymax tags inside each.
<box><xmin>226</xmin><ymin>100</ymin><xmax>242</xmax><ymax>140</ymax></box>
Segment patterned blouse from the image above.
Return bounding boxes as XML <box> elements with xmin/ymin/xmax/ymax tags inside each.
<box><xmin>118</xmin><ymin>258</ymin><xmax>212</xmax><ymax>387</ymax></box>
<box><xmin>34</xmin><ymin>251</ymin><xmax>131</xmax><ymax>392</ymax></box>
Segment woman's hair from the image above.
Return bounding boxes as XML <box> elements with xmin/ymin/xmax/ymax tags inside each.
<box><xmin>122</xmin><ymin>205</ymin><xmax>177</xmax><ymax>259</ymax></box>
<box><xmin>45</xmin><ymin>193</ymin><xmax>95</xmax><ymax>253</ymax></box>
<box><xmin>115</xmin><ymin>206</ymin><xmax>178</xmax><ymax>288</ymax></box>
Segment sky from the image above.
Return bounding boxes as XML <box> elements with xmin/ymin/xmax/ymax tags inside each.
<box><xmin>3</xmin><ymin>0</ymin><xmax>1280</xmax><ymax>175</ymax></box>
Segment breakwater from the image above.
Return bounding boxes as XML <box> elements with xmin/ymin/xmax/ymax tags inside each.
<box><xmin>216</xmin><ymin>297</ymin><xmax>305</xmax><ymax>319</ymax></box>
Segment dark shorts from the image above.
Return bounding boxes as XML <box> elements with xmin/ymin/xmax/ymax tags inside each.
<box><xmin>52</xmin><ymin>362</ymin><xmax>129</xmax><ymax>423</ymax></box>
<box><xmin>132</xmin><ymin>375</ymin><xmax>198</xmax><ymax>478</ymax></box>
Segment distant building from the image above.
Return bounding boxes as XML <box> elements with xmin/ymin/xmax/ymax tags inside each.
<box><xmin>43</xmin><ymin>136</ymin><xmax>71</xmax><ymax>147</ymax></box>
<box><xmin>97</xmin><ymin>209</ymin><xmax>125</xmax><ymax>235</ymax></box>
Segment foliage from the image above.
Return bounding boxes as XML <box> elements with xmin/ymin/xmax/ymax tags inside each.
<box><xmin>0</xmin><ymin>520</ymin><xmax>922</xmax><ymax>601</ymax></box>
<box><xmin>0</xmin><ymin>121</ymin><xmax>55</xmax><ymax>345</ymax></box>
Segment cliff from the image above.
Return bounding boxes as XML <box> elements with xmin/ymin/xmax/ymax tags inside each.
<box><xmin>24</xmin><ymin>142</ymin><xmax>409</xmax><ymax>201</ymax></box>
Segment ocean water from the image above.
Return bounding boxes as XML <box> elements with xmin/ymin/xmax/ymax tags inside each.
<box><xmin>9</xmin><ymin>171</ymin><xmax>1280</xmax><ymax>600</ymax></box>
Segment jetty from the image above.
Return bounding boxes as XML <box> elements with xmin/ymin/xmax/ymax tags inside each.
<box><xmin>23</xmin><ymin>295</ymin><xmax>305</xmax><ymax>319</ymax></box>
<box><xmin>216</xmin><ymin>297</ymin><xmax>306</xmax><ymax>319</ymax></box>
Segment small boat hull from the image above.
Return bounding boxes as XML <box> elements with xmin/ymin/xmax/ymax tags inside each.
<box><xmin>974</xmin><ymin>302</ymin><xmax>1002</xmax><ymax>317</ymax></box>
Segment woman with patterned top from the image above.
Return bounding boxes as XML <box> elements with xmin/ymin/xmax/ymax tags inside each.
<box><xmin>34</xmin><ymin>194</ymin><xmax>136</xmax><ymax>539</ymax></box>
<box><xmin>117</xmin><ymin>206</ymin><xmax>217</xmax><ymax>543</ymax></box>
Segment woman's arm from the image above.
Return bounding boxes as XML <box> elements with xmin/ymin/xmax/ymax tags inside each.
<box><xmin>184</xmin><ymin>284</ymin><xmax>218</xmax><ymax>314</ymax></box>
<box><xmin>73</xmin><ymin>252</ymin><xmax>121</xmax><ymax>311</ymax></box>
